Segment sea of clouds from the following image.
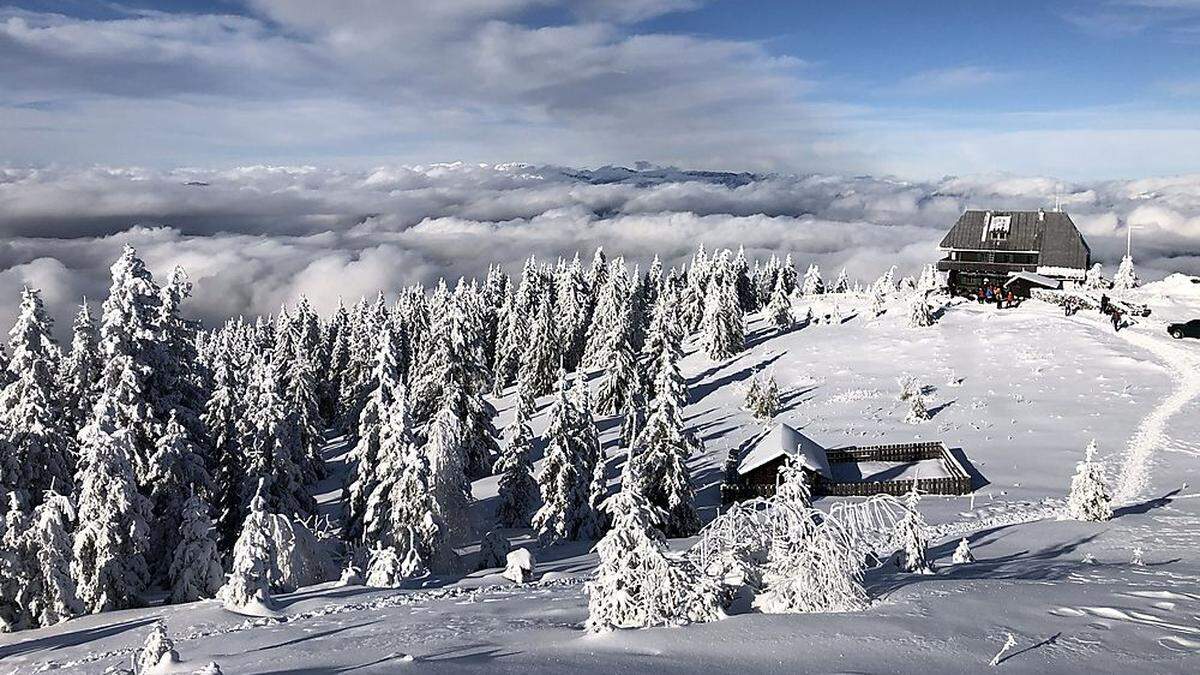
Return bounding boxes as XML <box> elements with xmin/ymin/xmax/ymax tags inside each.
<box><xmin>1</xmin><ymin>163</ymin><xmax>1198</xmax><ymax>334</ymax></box>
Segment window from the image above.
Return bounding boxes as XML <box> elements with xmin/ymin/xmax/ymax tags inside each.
<box><xmin>986</xmin><ymin>214</ymin><xmax>1011</xmax><ymax>241</ymax></box>
<box><xmin>994</xmin><ymin>252</ymin><xmax>1038</xmax><ymax>265</ymax></box>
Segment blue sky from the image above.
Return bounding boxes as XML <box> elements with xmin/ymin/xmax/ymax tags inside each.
<box><xmin>2</xmin><ymin>0</ymin><xmax>1199</xmax><ymax>178</ymax></box>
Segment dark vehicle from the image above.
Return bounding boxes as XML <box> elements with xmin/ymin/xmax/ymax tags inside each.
<box><xmin>1168</xmin><ymin>320</ymin><xmax>1200</xmax><ymax>340</ymax></box>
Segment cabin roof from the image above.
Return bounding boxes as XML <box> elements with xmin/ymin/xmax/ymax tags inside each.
<box><xmin>737</xmin><ymin>423</ymin><xmax>832</xmax><ymax>479</ymax></box>
<box><xmin>1005</xmin><ymin>271</ymin><xmax>1060</xmax><ymax>289</ymax></box>
<box><xmin>939</xmin><ymin>210</ymin><xmax>1090</xmax><ymax>270</ymax></box>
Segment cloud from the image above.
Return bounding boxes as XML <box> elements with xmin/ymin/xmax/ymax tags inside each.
<box><xmin>890</xmin><ymin>66</ymin><xmax>1010</xmax><ymax>96</ymax></box>
<box><xmin>0</xmin><ymin>2</ymin><xmax>815</xmax><ymax>173</ymax></box>
<box><xmin>1062</xmin><ymin>0</ymin><xmax>1200</xmax><ymax>38</ymax></box>
<box><xmin>1</xmin><ymin>163</ymin><xmax>1198</xmax><ymax>338</ymax></box>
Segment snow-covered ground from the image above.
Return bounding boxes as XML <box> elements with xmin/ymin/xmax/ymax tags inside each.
<box><xmin>4</xmin><ymin>277</ymin><xmax>1200</xmax><ymax>674</ymax></box>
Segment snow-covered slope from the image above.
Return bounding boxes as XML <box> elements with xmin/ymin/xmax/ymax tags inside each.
<box><xmin>4</xmin><ymin>289</ymin><xmax>1200</xmax><ymax>674</ymax></box>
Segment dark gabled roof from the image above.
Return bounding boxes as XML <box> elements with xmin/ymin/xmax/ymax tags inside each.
<box><xmin>939</xmin><ymin>210</ymin><xmax>1090</xmax><ymax>270</ymax></box>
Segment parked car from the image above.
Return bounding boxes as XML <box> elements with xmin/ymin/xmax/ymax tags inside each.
<box><xmin>1168</xmin><ymin>319</ymin><xmax>1200</xmax><ymax>340</ymax></box>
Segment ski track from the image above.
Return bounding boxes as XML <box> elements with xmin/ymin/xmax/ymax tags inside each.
<box><xmin>1108</xmin><ymin>326</ymin><xmax>1200</xmax><ymax>505</ymax></box>
<box><xmin>932</xmin><ymin>314</ymin><xmax>1200</xmax><ymax>542</ymax></box>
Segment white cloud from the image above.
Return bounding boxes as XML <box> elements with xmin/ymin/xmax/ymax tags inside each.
<box><xmin>891</xmin><ymin>66</ymin><xmax>1010</xmax><ymax>95</ymax></box>
<box><xmin>1</xmin><ymin>164</ymin><xmax>1198</xmax><ymax>337</ymax></box>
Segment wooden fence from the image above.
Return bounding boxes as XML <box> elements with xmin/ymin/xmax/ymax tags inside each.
<box><xmin>815</xmin><ymin>441</ymin><xmax>972</xmax><ymax>497</ymax></box>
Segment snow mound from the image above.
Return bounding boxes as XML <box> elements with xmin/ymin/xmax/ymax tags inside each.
<box><xmin>222</xmin><ymin>597</ymin><xmax>283</xmax><ymax>619</ymax></box>
<box><xmin>1140</xmin><ymin>273</ymin><xmax>1200</xmax><ymax>299</ymax></box>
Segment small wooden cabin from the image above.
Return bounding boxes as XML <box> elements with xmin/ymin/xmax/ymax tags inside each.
<box><xmin>731</xmin><ymin>424</ymin><xmax>974</xmax><ymax>500</ymax></box>
<box><xmin>736</xmin><ymin>424</ymin><xmax>832</xmax><ymax>498</ymax></box>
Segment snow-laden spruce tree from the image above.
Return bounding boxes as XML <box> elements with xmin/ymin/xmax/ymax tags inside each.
<box><xmin>952</xmin><ymin>538</ymin><xmax>974</xmax><ymax>564</ymax></box>
<box><xmin>700</xmin><ymin>257</ymin><xmax>744</xmax><ymax>360</ymax></box>
<box><xmin>168</xmin><ymin>494</ymin><xmax>224</xmax><ymax>603</ymax></box>
<box><xmin>1</xmin><ymin>287</ymin><xmax>74</xmax><ymax>504</ymax></box>
<box><xmin>731</xmin><ymin>245</ymin><xmax>755</xmax><ymax>311</ymax></box>
<box><xmin>423</xmin><ymin>391</ymin><xmax>473</xmax><ymax>546</ymax></box>
<box><xmin>1062</xmin><ymin>440</ymin><xmax>1112</xmax><ymax>522</ymax></box>
<box><xmin>27</xmin><ymin>490</ymin><xmax>84</xmax><ymax>627</ymax></box>
<box><xmin>344</xmin><ymin>333</ymin><xmax>406</xmax><ymax>542</ymax></box>
<box><xmin>618</xmin><ymin>390</ymin><xmax>645</xmax><ymax>452</ymax></box>
<box><xmin>639</xmin><ymin>283</ymin><xmax>679</xmax><ymax>402</ymax></box>
<box><xmin>801</xmin><ymin>264</ymin><xmax>824</xmax><ymax>296</ymax></box>
<box><xmin>136</xmin><ymin>621</ymin><xmax>180</xmax><ymax>674</ymax></box>
<box><xmin>280</xmin><ymin>327</ymin><xmax>325</xmax><ymax>485</ymax></box>
<box><xmin>632</xmin><ymin>333</ymin><xmax>700</xmax><ymax>537</ymax></box>
<box><xmin>831</xmin><ymin>267</ymin><xmax>850</xmax><ymax>294</ymax></box>
<box><xmin>532</xmin><ymin>371</ymin><xmax>596</xmax><ymax>545</ymax></box>
<box><xmin>780</xmin><ymin>253</ymin><xmax>798</xmax><ymax>294</ymax></box>
<box><xmin>775</xmin><ymin>457</ymin><xmax>812</xmax><ymax>509</ymax></box>
<box><xmin>596</xmin><ymin>302</ymin><xmax>640</xmax><ymax>416</ymax></box>
<box><xmin>575</xmin><ymin>379</ymin><xmax>609</xmax><ymax>541</ymax></box>
<box><xmin>490</xmin><ymin>286</ymin><xmax>521</xmax><ymax>394</ymax></box>
<box><xmin>916</xmin><ymin>264</ymin><xmax>940</xmax><ymax>293</ymax></box>
<box><xmin>1084</xmin><ymin>263</ymin><xmax>1109</xmax><ymax>290</ymax></box>
<box><xmin>681</xmin><ymin>247</ymin><xmax>711</xmax><ymax>332</ymax></box>
<box><xmin>585</xmin><ymin>486</ymin><xmax>723</xmax><ymax>632</ymax></box>
<box><xmin>876</xmin><ymin>265</ymin><xmax>897</xmax><ymax>295</ymax></box>
<box><xmin>218</xmin><ymin>484</ymin><xmax>275</xmax><ymax>613</ymax></box>
<box><xmin>519</xmin><ymin>294</ymin><xmax>561</xmax><ymax>399</ymax></box>
<box><xmin>1</xmin><ymin>498</ymin><xmax>34</xmax><ymax>631</ymax></box>
<box><xmin>365</xmin><ymin>544</ymin><xmax>406</xmax><ymax>588</ymax></box>
<box><xmin>60</xmin><ymin>301</ymin><xmax>100</xmax><ymax>435</ymax></box>
<box><xmin>869</xmin><ymin>283</ymin><xmax>887</xmax><ymax>317</ymax></box>
<box><xmin>903</xmin><ymin>393</ymin><xmax>929</xmax><ymax>424</ymax></box>
<box><xmin>1112</xmin><ymin>255</ymin><xmax>1139</xmax><ymax>292</ymax></box>
<box><xmin>414</xmin><ymin>285</ymin><xmax>499</xmax><ymax>480</ymax></box>
<box><xmin>71</xmin><ymin>373</ymin><xmax>153</xmax><ymax>613</ymax></box>
<box><xmin>908</xmin><ymin>292</ymin><xmax>935</xmax><ymax>328</ymax></box>
<box><xmin>200</xmin><ymin>349</ymin><xmax>244</xmax><ymax>555</ymax></box>
<box><xmin>477</xmin><ymin>529</ymin><xmax>511</xmax><ymax>570</ymax></box>
<box><xmin>752</xmin><ymin>456</ymin><xmax>865</xmax><ymax>613</ymax></box>
<box><xmin>585</xmin><ymin>256</ymin><xmax>630</xmax><ymax>367</ymax></box>
<box><xmin>767</xmin><ymin>276</ymin><xmax>793</xmax><ymax>332</ymax></box>
<box><xmin>360</xmin><ymin>385</ymin><xmax>457</xmax><ymax>579</ymax></box>
<box><xmin>146</xmin><ymin>410</ymin><xmax>212</xmax><ymax>577</ymax></box>
<box><xmin>554</xmin><ymin>253</ymin><xmax>591</xmax><ymax>372</ymax></box>
<box><xmin>96</xmin><ymin>246</ymin><xmax>167</xmax><ymax>481</ymax></box>
<box><xmin>746</xmin><ymin>371</ymin><xmax>780</xmax><ymax>422</ymax></box>
<box><xmin>495</xmin><ymin>378</ymin><xmax>539</xmax><ymax>528</ymax></box>
<box><xmin>2</xmin><ymin>489</ymin><xmax>85</xmax><ymax>630</ymax></box>
<box><xmin>893</xmin><ymin>486</ymin><xmax>934</xmax><ymax>574</ymax></box>
<box><xmin>242</xmin><ymin>361</ymin><xmax>311</xmax><ymax>519</ymax></box>
<box><xmin>753</xmin><ymin>508</ymin><xmax>867</xmax><ymax>614</ymax></box>
<box><xmin>151</xmin><ymin>264</ymin><xmax>206</xmax><ymax>442</ymax></box>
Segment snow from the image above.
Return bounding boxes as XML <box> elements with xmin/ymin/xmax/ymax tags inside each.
<box><xmin>1005</xmin><ymin>271</ymin><xmax>1061</xmax><ymax>288</ymax></box>
<box><xmin>829</xmin><ymin>458</ymin><xmax>950</xmax><ymax>482</ymax></box>
<box><xmin>736</xmin><ymin>422</ymin><xmax>832</xmax><ymax>478</ymax></box>
<box><xmin>4</xmin><ymin>285</ymin><xmax>1200</xmax><ymax>673</ymax></box>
